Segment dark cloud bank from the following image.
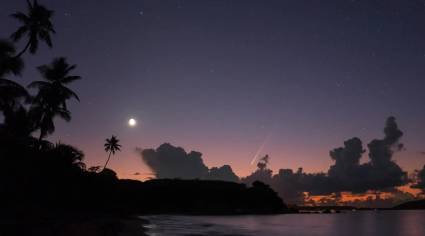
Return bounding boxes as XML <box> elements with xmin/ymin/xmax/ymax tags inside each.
<box><xmin>138</xmin><ymin>144</ymin><xmax>239</xmax><ymax>182</ymax></box>
<box><xmin>139</xmin><ymin>117</ymin><xmax>423</xmax><ymax>204</ymax></box>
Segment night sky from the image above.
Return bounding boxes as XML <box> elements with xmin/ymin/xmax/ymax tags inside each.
<box><xmin>1</xmin><ymin>0</ymin><xmax>425</xmax><ymax>181</ymax></box>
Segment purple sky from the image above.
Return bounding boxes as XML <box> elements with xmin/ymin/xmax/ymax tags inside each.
<box><xmin>1</xmin><ymin>0</ymin><xmax>425</xmax><ymax>179</ymax></box>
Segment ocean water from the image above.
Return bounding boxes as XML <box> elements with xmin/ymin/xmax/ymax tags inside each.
<box><xmin>143</xmin><ymin>210</ymin><xmax>425</xmax><ymax>236</ymax></box>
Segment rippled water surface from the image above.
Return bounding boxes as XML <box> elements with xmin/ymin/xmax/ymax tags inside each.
<box><xmin>143</xmin><ymin>210</ymin><xmax>425</xmax><ymax>236</ymax></box>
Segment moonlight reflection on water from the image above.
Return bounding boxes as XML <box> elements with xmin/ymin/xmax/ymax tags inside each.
<box><xmin>143</xmin><ymin>211</ymin><xmax>425</xmax><ymax>236</ymax></box>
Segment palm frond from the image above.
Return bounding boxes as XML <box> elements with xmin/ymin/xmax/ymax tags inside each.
<box><xmin>56</xmin><ymin>108</ymin><xmax>71</xmax><ymax>122</ymax></box>
<box><xmin>0</xmin><ymin>40</ymin><xmax>16</xmax><ymax>54</ymax></box>
<box><xmin>10</xmin><ymin>26</ymin><xmax>28</xmax><ymax>42</ymax></box>
<box><xmin>36</xmin><ymin>64</ymin><xmax>50</xmax><ymax>78</ymax></box>
<box><xmin>64</xmin><ymin>64</ymin><xmax>77</xmax><ymax>74</ymax></box>
<box><xmin>27</xmin><ymin>80</ymin><xmax>50</xmax><ymax>89</ymax></box>
<box><xmin>0</xmin><ymin>78</ymin><xmax>29</xmax><ymax>96</ymax></box>
<box><xmin>0</xmin><ymin>40</ymin><xmax>24</xmax><ymax>76</ymax></box>
<box><xmin>26</xmin><ymin>0</ymin><xmax>33</xmax><ymax>9</ymax></box>
<box><xmin>62</xmin><ymin>75</ymin><xmax>81</xmax><ymax>84</ymax></box>
<box><xmin>61</xmin><ymin>86</ymin><xmax>80</xmax><ymax>101</ymax></box>
<box><xmin>29</xmin><ymin>32</ymin><xmax>39</xmax><ymax>54</ymax></box>
<box><xmin>10</xmin><ymin>12</ymin><xmax>29</xmax><ymax>23</ymax></box>
<box><xmin>38</xmin><ymin>30</ymin><xmax>52</xmax><ymax>47</ymax></box>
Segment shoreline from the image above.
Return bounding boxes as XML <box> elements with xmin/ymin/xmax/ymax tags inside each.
<box><xmin>0</xmin><ymin>216</ymin><xmax>149</xmax><ymax>236</ymax></box>
<box><xmin>3</xmin><ymin>209</ymin><xmax>425</xmax><ymax>236</ymax></box>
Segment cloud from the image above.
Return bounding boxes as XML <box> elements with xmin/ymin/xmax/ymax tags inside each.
<box><xmin>242</xmin><ymin>117</ymin><xmax>409</xmax><ymax>204</ymax></box>
<box><xmin>327</xmin><ymin>137</ymin><xmax>366</xmax><ymax>192</ymax></box>
<box><xmin>139</xmin><ymin>143</ymin><xmax>209</xmax><ymax>179</ymax></box>
<box><xmin>305</xmin><ymin>190</ymin><xmax>416</xmax><ymax>208</ymax></box>
<box><xmin>138</xmin><ymin>143</ymin><xmax>239</xmax><ymax>182</ymax></box>
<box><xmin>138</xmin><ymin>117</ymin><xmax>411</xmax><ymax>205</ymax></box>
<box><xmin>361</xmin><ymin>116</ymin><xmax>407</xmax><ymax>191</ymax></box>
<box><xmin>207</xmin><ymin>165</ymin><xmax>240</xmax><ymax>182</ymax></box>
<box><xmin>412</xmin><ymin>165</ymin><xmax>425</xmax><ymax>191</ymax></box>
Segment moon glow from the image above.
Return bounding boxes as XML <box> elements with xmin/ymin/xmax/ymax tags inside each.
<box><xmin>128</xmin><ymin>118</ymin><xmax>137</xmax><ymax>127</ymax></box>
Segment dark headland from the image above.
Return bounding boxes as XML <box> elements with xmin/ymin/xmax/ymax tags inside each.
<box><xmin>1</xmin><ymin>169</ymin><xmax>290</xmax><ymax>235</ymax></box>
<box><xmin>393</xmin><ymin>200</ymin><xmax>425</xmax><ymax>210</ymax></box>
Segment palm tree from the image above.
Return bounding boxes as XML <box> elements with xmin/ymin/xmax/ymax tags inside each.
<box><xmin>0</xmin><ymin>40</ymin><xmax>23</xmax><ymax>76</ymax></box>
<box><xmin>103</xmin><ymin>136</ymin><xmax>121</xmax><ymax>170</ymax></box>
<box><xmin>0</xmin><ymin>106</ymin><xmax>37</xmax><ymax>143</ymax></box>
<box><xmin>10</xmin><ymin>0</ymin><xmax>55</xmax><ymax>57</ymax></box>
<box><xmin>28</xmin><ymin>57</ymin><xmax>80</xmax><ymax>142</ymax></box>
<box><xmin>0</xmin><ymin>79</ymin><xmax>29</xmax><ymax>114</ymax></box>
<box><xmin>0</xmin><ymin>40</ymin><xmax>28</xmax><ymax>114</ymax></box>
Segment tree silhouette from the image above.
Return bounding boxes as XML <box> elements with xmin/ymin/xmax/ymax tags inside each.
<box><xmin>0</xmin><ymin>106</ymin><xmax>36</xmax><ymax>142</ymax></box>
<box><xmin>257</xmin><ymin>155</ymin><xmax>269</xmax><ymax>171</ymax></box>
<box><xmin>48</xmin><ymin>142</ymin><xmax>86</xmax><ymax>170</ymax></box>
<box><xmin>103</xmin><ymin>136</ymin><xmax>121</xmax><ymax>170</ymax></box>
<box><xmin>10</xmin><ymin>0</ymin><xmax>55</xmax><ymax>57</ymax></box>
<box><xmin>0</xmin><ymin>40</ymin><xmax>28</xmax><ymax>116</ymax></box>
<box><xmin>0</xmin><ymin>40</ymin><xmax>23</xmax><ymax>76</ymax></box>
<box><xmin>28</xmin><ymin>57</ymin><xmax>80</xmax><ymax>143</ymax></box>
<box><xmin>0</xmin><ymin>79</ymin><xmax>29</xmax><ymax>113</ymax></box>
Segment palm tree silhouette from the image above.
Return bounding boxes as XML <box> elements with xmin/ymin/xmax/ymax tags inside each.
<box><xmin>103</xmin><ymin>136</ymin><xmax>121</xmax><ymax>170</ymax></box>
<box><xmin>0</xmin><ymin>79</ymin><xmax>29</xmax><ymax>113</ymax></box>
<box><xmin>10</xmin><ymin>0</ymin><xmax>55</xmax><ymax>57</ymax></box>
<box><xmin>28</xmin><ymin>57</ymin><xmax>80</xmax><ymax>143</ymax></box>
<box><xmin>0</xmin><ymin>40</ymin><xmax>28</xmax><ymax>115</ymax></box>
<box><xmin>0</xmin><ymin>40</ymin><xmax>23</xmax><ymax>76</ymax></box>
<box><xmin>0</xmin><ymin>106</ymin><xmax>37</xmax><ymax>144</ymax></box>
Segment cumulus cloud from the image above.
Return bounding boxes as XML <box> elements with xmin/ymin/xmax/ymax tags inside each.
<box><xmin>242</xmin><ymin>166</ymin><xmax>331</xmax><ymax>204</ymax></box>
<box><xmin>361</xmin><ymin>116</ymin><xmax>407</xmax><ymax>191</ymax></box>
<box><xmin>243</xmin><ymin>117</ymin><xmax>408</xmax><ymax>204</ymax></box>
<box><xmin>207</xmin><ymin>165</ymin><xmax>240</xmax><ymax>182</ymax></box>
<box><xmin>412</xmin><ymin>165</ymin><xmax>425</xmax><ymax>192</ymax></box>
<box><xmin>327</xmin><ymin>137</ymin><xmax>366</xmax><ymax>193</ymax></box>
<box><xmin>138</xmin><ymin>143</ymin><xmax>239</xmax><ymax>182</ymax></box>
<box><xmin>139</xmin><ymin>143</ymin><xmax>209</xmax><ymax>179</ymax></box>
<box><xmin>138</xmin><ymin>117</ymin><xmax>412</xmax><ymax>205</ymax></box>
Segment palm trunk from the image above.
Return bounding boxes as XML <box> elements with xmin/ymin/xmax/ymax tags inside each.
<box><xmin>37</xmin><ymin>113</ymin><xmax>45</xmax><ymax>149</ymax></box>
<box><xmin>38</xmin><ymin>129</ymin><xmax>44</xmax><ymax>149</ymax></box>
<box><xmin>103</xmin><ymin>151</ymin><xmax>112</xmax><ymax>170</ymax></box>
<box><xmin>15</xmin><ymin>40</ymin><xmax>31</xmax><ymax>58</ymax></box>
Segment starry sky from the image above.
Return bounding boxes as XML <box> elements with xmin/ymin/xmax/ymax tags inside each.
<box><xmin>1</xmin><ymin>0</ymin><xmax>425</xmax><ymax>180</ymax></box>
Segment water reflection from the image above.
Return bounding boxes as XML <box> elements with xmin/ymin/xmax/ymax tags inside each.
<box><xmin>144</xmin><ymin>211</ymin><xmax>425</xmax><ymax>236</ymax></box>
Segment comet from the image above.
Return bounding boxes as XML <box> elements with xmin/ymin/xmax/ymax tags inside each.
<box><xmin>250</xmin><ymin>131</ymin><xmax>273</xmax><ymax>165</ymax></box>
